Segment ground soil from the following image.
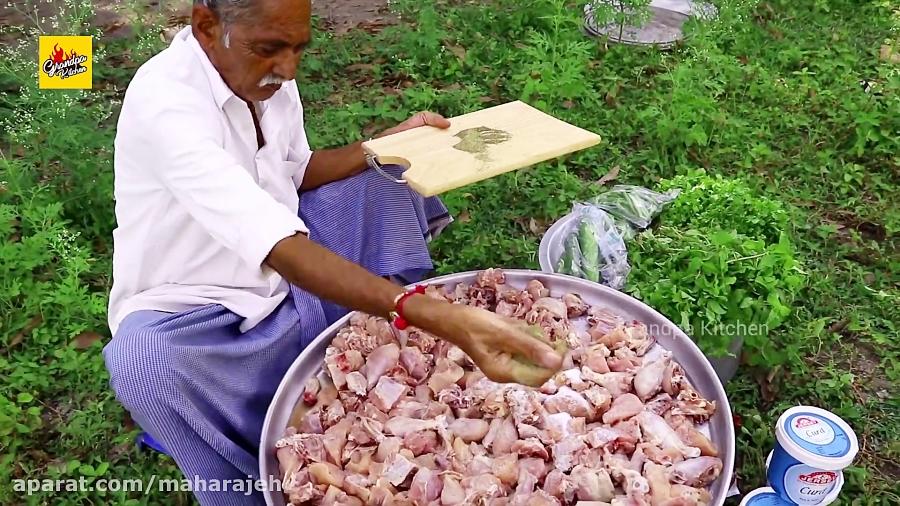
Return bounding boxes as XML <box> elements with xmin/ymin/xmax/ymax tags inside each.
<box><xmin>0</xmin><ymin>0</ymin><xmax>394</xmax><ymax>42</ymax></box>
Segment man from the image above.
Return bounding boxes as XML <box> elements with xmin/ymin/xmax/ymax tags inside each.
<box><xmin>102</xmin><ymin>0</ymin><xmax>563</xmax><ymax>504</ymax></box>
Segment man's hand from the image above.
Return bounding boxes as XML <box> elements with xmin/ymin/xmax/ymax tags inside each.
<box><xmin>404</xmin><ymin>297</ymin><xmax>563</xmax><ymax>387</ymax></box>
<box><xmin>375</xmin><ymin>111</ymin><xmax>451</xmax><ymax>138</ymax></box>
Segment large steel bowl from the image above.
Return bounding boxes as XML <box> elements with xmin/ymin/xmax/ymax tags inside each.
<box><xmin>259</xmin><ymin>270</ymin><xmax>735</xmax><ymax>505</ymax></box>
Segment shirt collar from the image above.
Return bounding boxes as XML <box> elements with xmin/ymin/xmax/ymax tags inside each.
<box><xmin>175</xmin><ymin>26</ymin><xmax>238</xmax><ymax>111</ymax></box>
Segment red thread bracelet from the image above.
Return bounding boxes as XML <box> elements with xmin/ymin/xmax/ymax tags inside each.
<box><xmin>390</xmin><ymin>285</ymin><xmax>426</xmax><ymax>330</ymax></box>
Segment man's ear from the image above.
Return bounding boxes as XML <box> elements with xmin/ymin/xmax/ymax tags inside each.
<box><xmin>191</xmin><ymin>4</ymin><xmax>223</xmax><ymax>50</ymax></box>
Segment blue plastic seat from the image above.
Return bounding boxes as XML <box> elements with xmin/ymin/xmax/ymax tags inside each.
<box><xmin>135</xmin><ymin>431</ymin><xmax>169</xmax><ymax>455</ymax></box>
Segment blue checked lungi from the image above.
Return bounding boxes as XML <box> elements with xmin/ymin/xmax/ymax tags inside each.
<box><xmin>102</xmin><ymin>165</ymin><xmax>451</xmax><ymax>506</ymax></box>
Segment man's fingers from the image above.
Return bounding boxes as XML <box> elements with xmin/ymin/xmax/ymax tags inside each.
<box><xmin>419</xmin><ymin>111</ymin><xmax>451</xmax><ymax>129</ymax></box>
<box><xmin>505</xmin><ymin>329</ymin><xmax>563</xmax><ymax>370</ymax></box>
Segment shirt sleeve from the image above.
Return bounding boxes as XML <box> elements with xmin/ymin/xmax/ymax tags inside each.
<box><xmin>287</xmin><ymin>82</ymin><xmax>314</xmax><ymax>189</ymax></box>
<box><xmin>121</xmin><ymin>79</ymin><xmax>309</xmax><ymax>269</ymax></box>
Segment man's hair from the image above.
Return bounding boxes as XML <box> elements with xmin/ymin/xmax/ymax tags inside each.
<box><xmin>194</xmin><ymin>0</ymin><xmax>260</xmax><ymax>47</ymax></box>
<box><xmin>194</xmin><ymin>0</ymin><xmax>259</xmax><ymax>26</ymax></box>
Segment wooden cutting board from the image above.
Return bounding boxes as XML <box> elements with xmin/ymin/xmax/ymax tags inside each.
<box><xmin>361</xmin><ymin>101</ymin><xmax>602</xmax><ymax>197</ymax></box>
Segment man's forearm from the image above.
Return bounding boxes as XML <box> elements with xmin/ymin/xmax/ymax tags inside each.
<box><xmin>299</xmin><ymin>141</ymin><xmax>368</xmax><ymax>191</ymax></box>
<box><xmin>265</xmin><ymin>233</ymin><xmax>462</xmax><ymax>339</ymax></box>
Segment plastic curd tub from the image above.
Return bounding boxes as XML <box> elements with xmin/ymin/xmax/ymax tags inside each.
<box><xmin>739</xmin><ymin>487</ymin><xmax>793</xmax><ymax>506</ymax></box>
<box><xmin>767</xmin><ymin>406</ymin><xmax>858</xmax><ymax>505</ymax></box>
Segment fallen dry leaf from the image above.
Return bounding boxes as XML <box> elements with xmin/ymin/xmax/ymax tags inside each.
<box><xmin>458</xmin><ymin>210</ymin><xmax>471</xmax><ymax>223</ymax></box>
<box><xmin>446</xmin><ymin>44</ymin><xmax>467</xmax><ymax>62</ymax></box>
<box><xmin>71</xmin><ymin>331</ymin><xmax>103</xmax><ymax>350</ymax></box>
<box><xmin>8</xmin><ymin>315</ymin><xmax>42</xmax><ymax>348</ymax></box>
<box><xmin>596</xmin><ymin>165</ymin><xmax>620</xmax><ymax>186</ymax></box>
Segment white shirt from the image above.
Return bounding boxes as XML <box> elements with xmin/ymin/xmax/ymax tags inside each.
<box><xmin>108</xmin><ymin>26</ymin><xmax>312</xmax><ymax>335</ymax></box>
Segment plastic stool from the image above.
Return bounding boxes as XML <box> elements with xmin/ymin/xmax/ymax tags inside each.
<box><xmin>136</xmin><ymin>431</ymin><xmax>170</xmax><ymax>455</ymax></box>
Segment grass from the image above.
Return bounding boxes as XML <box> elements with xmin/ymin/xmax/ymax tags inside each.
<box><xmin>1</xmin><ymin>0</ymin><xmax>898</xmax><ymax>504</ymax></box>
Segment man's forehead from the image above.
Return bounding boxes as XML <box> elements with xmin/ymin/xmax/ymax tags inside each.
<box><xmin>241</xmin><ymin>0</ymin><xmax>311</xmax><ymax>42</ymax></box>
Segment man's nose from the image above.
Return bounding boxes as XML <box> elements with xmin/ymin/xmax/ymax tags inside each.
<box><xmin>273</xmin><ymin>51</ymin><xmax>302</xmax><ymax>81</ymax></box>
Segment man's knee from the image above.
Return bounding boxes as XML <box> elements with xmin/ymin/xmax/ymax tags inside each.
<box><xmin>103</xmin><ymin>329</ymin><xmax>175</xmax><ymax>415</ymax></box>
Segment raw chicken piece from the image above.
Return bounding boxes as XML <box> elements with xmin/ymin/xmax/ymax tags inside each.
<box><xmin>462</xmin><ymin>474</ymin><xmax>504</xmax><ymax>503</ymax></box>
<box><xmin>583</xmin><ymin>344</ymin><xmax>612</xmax><ymax>374</ymax></box>
<box><xmin>668</xmin><ymin>414</ymin><xmax>718</xmax><ymax>457</ymax></box>
<box><xmin>439</xmin><ymin>384</ymin><xmax>472</xmax><ymax>410</ymax></box>
<box><xmin>347</xmin><ymin>415</ymin><xmax>383</xmax><ymax>446</ymax></box>
<box><xmin>539</xmin><ymin>377</ymin><xmax>560</xmax><ymax>395</ymax></box>
<box><xmin>608</xmin><ymin>347</ymin><xmax>643</xmax><ymax>373</ymax></box>
<box><xmin>544</xmin><ymin>386</ymin><xmax>593</xmax><ymax>418</ymax></box>
<box><xmin>671</xmin><ymin>457</ymin><xmax>723</xmax><ymax>487</ymax></box>
<box><xmin>303</xmin><ymin>377</ymin><xmax>321</xmax><ymax>406</ymax></box>
<box><xmin>562</xmin><ymin>293</ymin><xmax>589</xmax><ymax>317</ymax></box>
<box><xmin>602</xmin><ymin>394</ymin><xmax>644</xmax><ymax>424</ymax></box>
<box><xmin>511</xmin><ymin>438</ymin><xmax>550</xmax><ymax>460</ymax></box>
<box><xmin>662</xmin><ymin>362</ymin><xmax>686</xmax><ymax>396</ymax></box>
<box><xmin>484</xmin><ymin>416</ymin><xmax>518</xmax><ymax>455</ymax></box>
<box><xmin>277</xmin><ymin>433</ymin><xmax>328</xmax><ymax>466</ymax></box>
<box><xmin>450</xmin><ymin>418</ymin><xmax>490</xmax><ymax>442</ymax></box>
<box><xmin>308</xmin><ymin>462</ymin><xmax>344</xmax><ymax>488</ymax></box>
<box><xmin>669</xmin><ymin>485</ymin><xmax>712</xmax><ymax>505</ymax></box>
<box><xmin>637</xmin><ymin>412</ymin><xmax>701</xmax><ymax>459</ymax></box>
<box><xmin>482</xmin><ymin>388</ymin><xmax>511</xmax><ymax>418</ymax></box>
<box><xmin>324</xmin><ymin>484</ymin><xmax>364</xmax><ymax>506</ymax></box>
<box><xmin>342</xmin><ymin>474</ymin><xmax>372</xmax><ymax>502</ymax></box>
<box><xmin>517</xmin><ymin>423</ymin><xmax>552</xmax><ymax>445</ymax></box>
<box><xmin>492</xmin><ymin>454</ymin><xmax>520</xmax><ymax>486</ymax></box>
<box><xmin>384</xmin><ymin>416</ymin><xmax>442</xmax><ymax>437</ymax></box>
<box><xmin>582</xmin><ymin>386</ymin><xmax>612</xmax><ymax>416</ymax></box>
<box><xmin>322</xmin><ymin>418</ymin><xmax>350</xmax><ymax>466</ymax></box>
<box><xmin>587</xmin><ymin>307</ymin><xmax>625</xmax><ymax>334</ymax></box>
<box><xmin>345</xmin><ymin>371</ymin><xmax>368</xmax><ymax>397</ymax></box>
<box><xmin>362</xmin><ymin>343</ymin><xmax>401</xmax><ymax>388</ymax></box>
<box><xmin>496</xmin><ymin>299</ymin><xmax>518</xmax><ymax>317</ymax></box>
<box><xmin>476</xmin><ymin>267</ymin><xmax>506</xmax><ymax>288</ymax></box>
<box><xmin>409</xmin><ymin>467</ymin><xmax>444</xmax><ymax>504</ymax></box>
<box><xmin>644</xmin><ymin>461</ymin><xmax>672</xmax><ymax>506</ymax></box>
<box><xmin>633</xmin><ymin>353</ymin><xmax>671</xmax><ymax>401</ymax></box>
<box><xmin>543</xmin><ymin>469</ymin><xmax>577</xmax><ymax>503</ymax></box>
<box><xmin>326</xmin><ymin>348</ymin><xmax>366</xmax><ymax>390</ymax></box>
<box><xmin>345</xmin><ymin>446</ymin><xmax>374</xmax><ymax>474</ymax></box>
<box><xmin>370</xmin><ymin>376</ymin><xmax>407</xmax><ymax>411</ymax></box>
<box><xmin>407</xmin><ymin>329</ymin><xmax>438</xmax><ymax>354</ymax></box>
<box><xmin>425</xmin><ymin>400</ymin><xmax>452</xmax><ymax>418</ymax></box>
<box><xmin>599</xmin><ymin>324</ymin><xmax>655</xmax><ymax>356</ymax></box>
<box><xmin>442</xmin><ymin>475</ymin><xmax>466</xmax><ymax>505</ymax></box>
<box><xmin>390</xmin><ymin>399</ymin><xmax>428</xmax><ymax>419</ymax></box>
<box><xmin>638</xmin><ymin>442</ymin><xmax>682</xmax><ymax>466</ymax></box>
<box><xmin>611</xmin><ymin>467</ymin><xmax>651</xmax><ymax>501</ymax></box>
<box><xmin>570</xmin><ymin>465</ymin><xmax>616</xmax><ymax>502</ymax></box>
<box><xmin>526</xmin><ymin>280</ymin><xmax>550</xmax><ymax>300</ymax></box>
<box><xmin>452</xmin><ymin>437</ymin><xmax>473</xmax><ymax>466</ymax></box>
<box><xmin>375</xmin><ymin>437</ymin><xmax>402</xmax><ymax>463</ymax></box>
<box><xmin>514</xmin><ymin>468</ymin><xmax>539</xmax><ymax>495</ymax></box>
<box><xmin>574</xmin><ymin>503</ymin><xmax>612</xmax><ymax>506</ymax></box>
<box><xmin>364</xmin><ymin>317</ymin><xmax>395</xmax><ymax>346</ymax></box>
<box><xmin>555</xmin><ymin>368</ymin><xmax>589</xmax><ymax>391</ymax></box>
<box><xmin>507</xmin><ymin>389</ymin><xmax>545</xmax><ymax>426</ymax></box>
<box><xmin>530</xmin><ymin>297</ymin><xmax>568</xmax><ymax>320</ymax></box>
<box><xmin>645</xmin><ymin>393</ymin><xmax>674</xmax><ymax>416</ymax></box>
<box><xmin>400</xmin><ymin>346</ymin><xmax>432</xmax><ymax>382</ymax></box>
<box><xmin>403</xmin><ymin>430</ymin><xmax>439</xmax><ymax>457</ymax></box>
<box><xmin>383</xmin><ymin>452</ymin><xmax>417</xmax><ymax>486</ymax></box>
<box><xmin>447</xmin><ymin>345</ymin><xmax>473</xmax><ymax>368</ymax></box>
<box><xmin>542</xmin><ymin>412</ymin><xmax>575</xmax><ymax>442</ymax></box>
<box><xmin>338</xmin><ymin>390</ymin><xmax>362</xmax><ymax>414</ymax></box>
<box><xmin>428</xmin><ymin>358</ymin><xmax>465</xmax><ymax>395</ymax></box>
<box><xmin>552</xmin><ymin>437</ymin><xmax>587</xmax><ymax>472</ymax></box>
<box><xmin>581</xmin><ymin>369</ymin><xmax>633</xmax><ymax>398</ymax></box>
<box><xmin>298</xmin><ymin>407</ymin><xmax>325</xmax><ymax>435</ymax></box>
<box><xmin>323</xmin><ymin>399</ymin><xmax>347</xmax><ymax>429</ymax></box>
<box><xmin>469</xmin><ymin>455</ymin><xmax>495</xmax><ymax>475</ymax></box>
<box><xmin>414</xmin><ymin>384</ymin><xmax>432</xmax><ymax>403</ymax></box>
<box><xmin>518</xmin><ymin>457</ymin><xmax>549</xmax><ymax>480</ymax></box>
<box><xmin>671</xmin><ymin>388</ymin><xmax>716</xmax><ymax>421</ymax></box>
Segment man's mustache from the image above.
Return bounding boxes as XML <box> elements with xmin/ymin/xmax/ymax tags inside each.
<box><xmin>258</xmin><ymin>74</ymin><xmax>286</xmax><ymax>87</ymax></box>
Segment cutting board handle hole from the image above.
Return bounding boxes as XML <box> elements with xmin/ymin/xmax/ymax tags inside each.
<box><xmin>375</xmin><ymin>155</ymin><xmax>411</xmax><ymax>170</ymax></box>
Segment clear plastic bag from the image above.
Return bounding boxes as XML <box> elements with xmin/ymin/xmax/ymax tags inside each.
<box><xmin>555</xmin><ymin>204</ymin><xmax>630</xmax><ymax>290</ymax></box>
<box><xmin>588</xmin><ymin>185</ymin><xmax>681</xmax><ymax>231</ymax></box>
